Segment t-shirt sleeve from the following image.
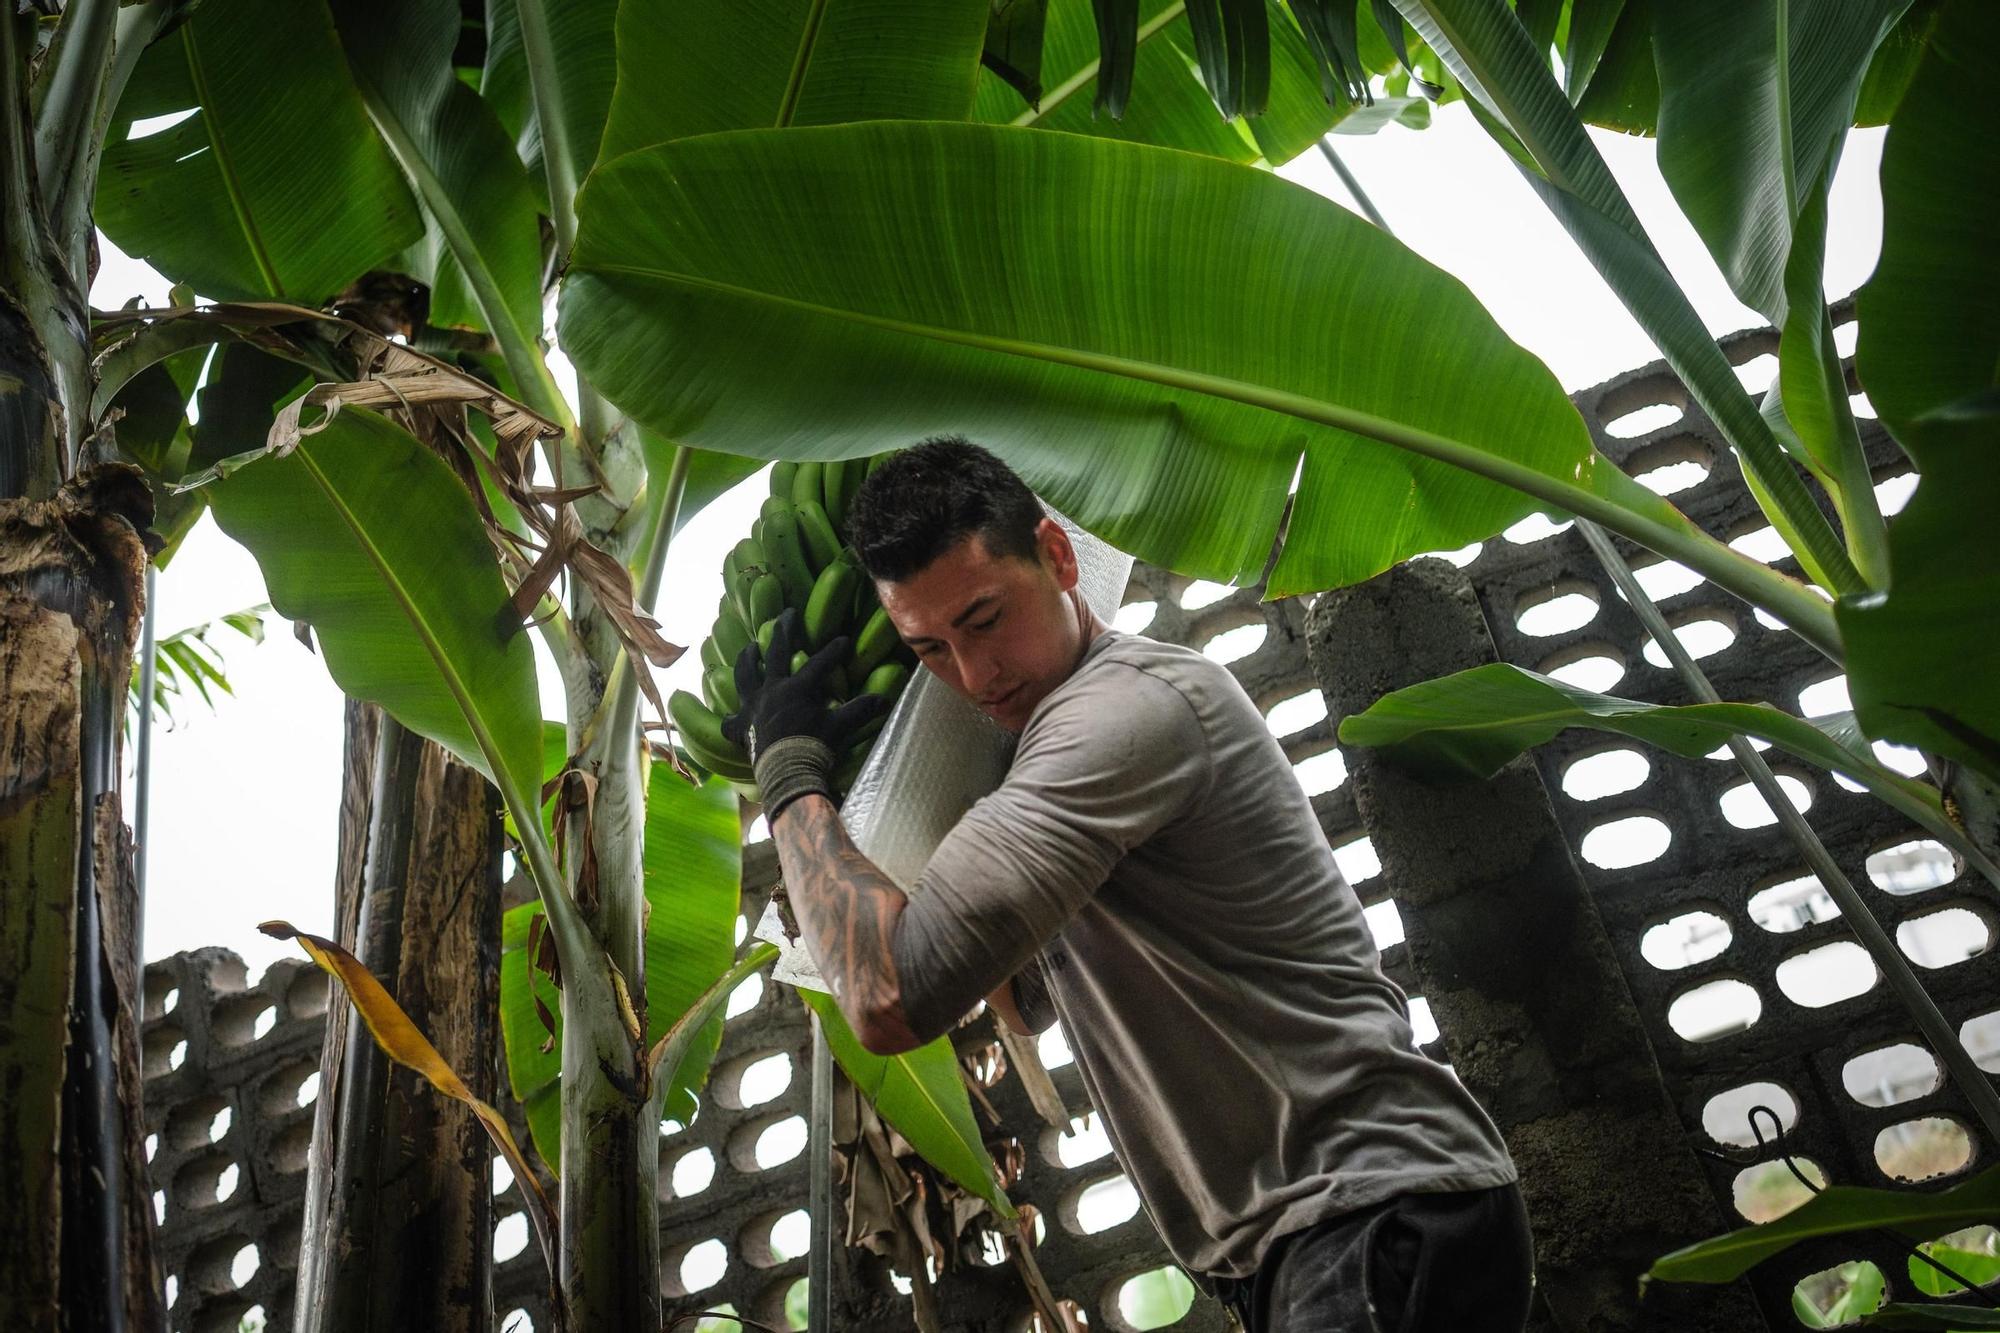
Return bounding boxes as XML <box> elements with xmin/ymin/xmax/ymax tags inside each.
<box><xmin>892</xmin><ymin>664</ymin><xmax>1211</xmax><ymax>1039</ymax></box>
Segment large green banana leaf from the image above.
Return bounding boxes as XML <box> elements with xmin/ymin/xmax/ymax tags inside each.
<box><xmin>603</xmin><ymin>0</ymin><xmax>996</xmax><ymax>520</ymax></box>
<box><xmin>1654</xmin><ymin>0</ymin><xmax>1904</xmax><ymax>583</ymax></box>
<box><xmin>200</xmin><ymin>404</ymin><xmax>543</xmax><ymax>811</ymax></box>
<box><xmin>800</xmin><ymin>991</ymin><xmax>1013</xmax><ymax>1213</ymax></box>
<box><xmin>601</xmin><ymin>0</ymin><xmax>990</xmax><ymax>159</ymax></box>
<box><xmin>501</xmin><ymin>728</ymin><xmax>742</xmax><ymax>1171</ymax></box>
<box><xmin>1649</xmin><ymin>1163</ymin><xmax>2000</xmax><ymax>1285</ymax></box>
<box><xmin>973</xmin><ymin>0</ymin><xmax>1408</xmax><ymax>166</ymax></box>
<box><xmin>1338</xmin><ymin>663</ymin><xmax>1998</xmax><ymax>884</ymax></box>
<box><xmin>563</xmin><ymin>120</ymin><xmax>1640</xmax><ymax>596</ymax></box>
<box><xmin>95</xmin><ymin>0</ymin><xmax>422</xmax><ymax>304</ymax></box>
<box><xmin>331</xmin><ymin>0</ymin><xmax>553</xmax><ymax>415</ymax></box>
<box><xmin>1844</xmin><ymin>0</ymin><xmax>2000</xmax><ymax>784</ymax></box>
<box><xmin>1397</xmin><ymin>0</ymin><xmax>1864</xmax><ymax>598</ymax></box>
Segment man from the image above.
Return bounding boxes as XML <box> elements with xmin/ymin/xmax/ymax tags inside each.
<box><xmin>725</xmin><ymin>439</ymin><xmax>1533</xmax><ymax>1331</ymax></box>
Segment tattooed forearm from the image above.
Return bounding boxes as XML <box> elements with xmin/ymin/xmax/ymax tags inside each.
<box><xmin>771</xmin><ymin>796</ymin><xmax>922</xmax><ymax>1052</ymax></box>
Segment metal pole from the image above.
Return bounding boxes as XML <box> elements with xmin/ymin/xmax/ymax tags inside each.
<box><xmin>807</xmin><ymin>1010</ymin><xmax>834</xmax><ymax>1333</ymax></box>
<box><xmin>133</xmin><ymin>563</ymin><xmax>157</xmax><ymax>973</ymax></box>
<box><xmin>1578</xmin><ymin>520</ymin><xmax>2000</xmax><ymax>1145</ymax></box>
<box><xmin>1316</xmin><ymin>139</ymin><xmax>1390</xmax><ymax>231</ymax></box>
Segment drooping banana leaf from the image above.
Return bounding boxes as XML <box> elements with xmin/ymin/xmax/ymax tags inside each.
<box><xmin>801</xmin><ymin>991</ymin><xmax>1014</xmax><ymax>1213</ymax></box>
<box><xmin>95</xmin><ymin>0</ymin><xmax>422</xmax><ymax>303</ymax></box>
<box><xmin>199</xmin><ymin>404</ymin><xmax>543</xmax><ymax>809</ymax></box>
<box><xmin>330</xmin><ymin>0</ymin><xmax>557</xmax><ymax>417</ymax></box>
<box><xmin>1648</xmin><ymin>1163</ymin><xmax>2000</xmax><ymax>1285</ymax></box>
<box><xmin>501</xmin><ymin>726</ymin><xmax>743</xmax><ymax>1171</ymax></box>
<box><xmin>1845</xmin><ymin>0</ymin><xmax>2000</xmax><ymax>784</ymax></box>
<box><xmin>1337</xmin><ymin>662</ymin><xmax>1998</xmax><ymax>886</ymax></box>
<box><xmin>1394</xmin><ymin>0</ymin><xmax>1864</xmax><ymax>599</ymax></box>
<box><xmin>1653</xmin><ymin>0</ymin><xmax>1905</xmax><ymax>585</ymax></box>
<box><xmin>558</xmin><ymin>120</ymin><xmax>1830</xmax><ymax>650</ymax></box>
<box><xmin>983</xmin><ymin>0</ymin><xmax>1053</xmax><ymax>105</ymax></box>
<box><xmin>975</xmin><ymin>0</ymin><xmax>1413</xmax><ymax>166</ymax></box>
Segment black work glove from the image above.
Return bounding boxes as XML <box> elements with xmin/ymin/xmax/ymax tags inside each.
<box><xmin>723</xmin><ymin>607</ymin><xmax>888</xmax><ymax>821</ymax></box>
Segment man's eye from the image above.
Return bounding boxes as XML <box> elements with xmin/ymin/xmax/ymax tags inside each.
<box><xmin>973</xmin><ymin>614</ymin><xmax>1001</xmax><ymax>631</ymax></box>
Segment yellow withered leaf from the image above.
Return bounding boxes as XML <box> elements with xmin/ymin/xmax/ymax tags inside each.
<box><xmin>260</xmin><ymin>919</ymin><xmax>557</xmax><ymax>1285</ymax></box>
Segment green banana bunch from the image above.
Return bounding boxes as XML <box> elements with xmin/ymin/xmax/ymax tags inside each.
<box><xmin>670</xmin><ymin>452</ymin><xmax>915</xmax><ymax>805</ymax></box>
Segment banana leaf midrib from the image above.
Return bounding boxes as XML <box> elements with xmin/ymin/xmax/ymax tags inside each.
<box><xmin>576</xmin><ymin>258</ymin><xmax>1610</xmax><ymax>510</ymax></box>
<box><xmin>180</xmin><ymin>25</ymin><xmax>282</xmax><ymax>297</ymax></box>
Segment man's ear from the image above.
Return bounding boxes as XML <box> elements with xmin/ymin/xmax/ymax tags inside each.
<box><xmin>1037</xmin><ymin>517</ymin><xmax>1081</xmax><ymax>592</ymax></box>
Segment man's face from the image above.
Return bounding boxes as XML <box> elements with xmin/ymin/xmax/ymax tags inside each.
<box><xmin>875</xmin><ymin>520</ymin><xmax>1086</xmax><ymax>734</ymax></box>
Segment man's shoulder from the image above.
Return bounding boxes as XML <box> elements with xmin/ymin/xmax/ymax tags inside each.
<box><xmin>1018</xmin><ymin>633</ymin><xmax>1224</xmax><ymax>758</ymax></box>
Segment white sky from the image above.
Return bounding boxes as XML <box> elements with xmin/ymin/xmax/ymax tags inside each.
<box><xmin>109</xmin><ymin>104</ymin><xmax>1889</xmax><ymax>976</ymax></box>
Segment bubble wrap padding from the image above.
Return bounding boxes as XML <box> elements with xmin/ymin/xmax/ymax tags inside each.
<box><xmin>760</xmin><ymin>507</ymin><xmax>1133</xmax><ymax>989</ymax></box>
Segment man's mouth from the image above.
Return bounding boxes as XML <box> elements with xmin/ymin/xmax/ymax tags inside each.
<box><xmin>981</xmin><ymin>684</ymin><xmax>1020</xmax><ymax>710</ymax></box>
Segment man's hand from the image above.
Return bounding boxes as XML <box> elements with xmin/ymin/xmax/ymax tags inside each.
<box><xmin>723</xmin><ymin>607</ymin><xmax>886</xmax><ymax>822</ymax></box>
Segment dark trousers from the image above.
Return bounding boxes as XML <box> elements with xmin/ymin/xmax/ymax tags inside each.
<box><xmin>1210</xmin><ymin>1184</ymin><xmax>1534</xmax><ymax>1332</ymax></box>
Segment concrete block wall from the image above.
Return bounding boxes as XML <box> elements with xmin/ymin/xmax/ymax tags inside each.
<box><xmin>139</xmin><ymin>311</ymin><xmax>1992</xmax><ymax>1331</ymax></box>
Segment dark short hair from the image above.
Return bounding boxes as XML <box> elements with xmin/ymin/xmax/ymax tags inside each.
<box><xmin>846</xmin><ymin>437</ymin><xmax>1043</xmax><ymax>582</ymax></box>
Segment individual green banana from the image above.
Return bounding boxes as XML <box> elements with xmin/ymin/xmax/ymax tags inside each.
<box><xmin>769</xmin><ymin>460</ymin><xmax>798</xmax><ymax>498</ymax></box>
<box><xmin>722</xmin><ymin>547</ymin><xmax>750</xmax><ymax>624</ymax></box>
<box><xmin>820</xmin><ymin>454</ymin><xmax>868</xmax><ymax>532</ymax></box>
<box><xmin>794</xmin><ymin>499</ymin><xmax>842</xmax><ymax>572</ymax></box>
<box><xmin>713</xmin><ymin>599</ymin><xmax>751</xmax><ymax>663</ymax></box>
<box><xmin>756</xmin><ymin>616</ymin><xmax>778</xmax><ymax>659</ymax></box>
<box><xmin>700</xmin><ymin>636</ymin><xmax>726</xmax><ymax>673</ymax></box>
<box><xmin>758</xmin><ymin>497</ymin><xmax>815</xmax><ymax>608</ymax></box>
<box><xmin>851</xmin><ymin>604</ymin><xmax>900</xmax><ymax>677</ymax></box>
<box><xmin>790</xmin><ymin>649</ymin><xmax>810</xmax><ymax>675</ymax></box>
<box><xmin>702</xmin><ymin>666</ymin><xmax>740</xmax><ymax>716</ymax></box>
<box><xmin>863</xmin><ymin>662</ymin><xmax>908</xmax><ymax>699</ymax></box>
<box><xmin>749</xmin><ymin>572</ymin><xmax>784</xmax><ymax>631</ymax></box>
<box><xmin>669</xmin><ymin>689</ymin><xmax>753</xmax><ymax>780</ymax></box>
<box><xmin>804</xmin><ymin>560</ymin><xmax>860</xmax><ymax>650</ymax></box>
<box><xmin>791</xmin><ymin>460</ymin><xmax>824</xmax><ymax>514</ymax></box>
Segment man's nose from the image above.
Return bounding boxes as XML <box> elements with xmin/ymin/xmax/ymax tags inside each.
<box><xmin>957</xmin><ymin>649</ymin><xmax>1000</xmax><ymax>697</ymax></box>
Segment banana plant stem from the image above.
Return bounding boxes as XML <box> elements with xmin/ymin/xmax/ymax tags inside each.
<box><xmin>1580</xmin><ymin>520</ymin><xmax>2000</xmax><ymax>1146</ymax></box>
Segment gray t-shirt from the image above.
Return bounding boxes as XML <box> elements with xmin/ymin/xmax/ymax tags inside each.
<box><xmin>896</xmin><ymin>630</ymin><xmax>1516</xmax><ymax>1278</ymax></box>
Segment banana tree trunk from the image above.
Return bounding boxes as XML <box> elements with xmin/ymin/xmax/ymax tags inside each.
<box><xmin>0</xmin><ymin>467</ymin><xmax>165</xmax><ymax>1332</ymax></box>
<box><xmin>3</xmin><ymin>5</ymin><xmax>161</xmax><ymax>1319</ymax></box>
<box><xmin>294</xmin><ymin>703</ymin><xmax>504</xmax><ymax>1333</ymax></box>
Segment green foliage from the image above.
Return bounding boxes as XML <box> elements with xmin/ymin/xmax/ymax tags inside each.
<box><xmin>802</xmin><ymin>991</ymin><xmax>1014</xmax><ymax>1213</ymax></box>
<box><xmin>330</xmin><ymin>0</ymin><xmax>552</xmax><ymax>408</ymax></box>
<box><xmin>500</xmin><ymin>727</ymin><xmax>744</xmax><ymax>1171</ymax></box>
<box><xmin>95</xmin><ymin>0</ymin><xmax>422</xmax><ymax>302</ymax></box>
<box><xmin>1845</xmin><ymin>0</ymin><xmax>2000</xmax><ymax>784</ymax></box>
<box><xmin>1793</xmin><ymin>1260</ymin><xmax>1887</xmax><ymax>1328</ymax></box>
<box><xmin>560</xmin><ymin>120</ymin><xmax>1618</xmax><ymax>596</ymax></box>
<box><xmin>1654</xmin><ymin>0</ymin><xmax>1900</xmax><ymax>581</ymax></box>
<box><xmin>200</xmin><ymin>406</ymin><xmax>544</xmax><ymax>806</ymax></box>
<box><xmin>1648</xmin><ymin>1163</ymin><xmax>2000</xmax><ymax>1285</ymax></box>
<box><xmin>601</xmin><ymin>0</ymin><xmax>989</xmax><ymax>156</ymax></box>
<box><xmin>127</xmin><ymin>604</ymin><xmax>269</xmax><ymax>737</ymax></box>
<box><xmin>1337</xmin><ymin>663</ymin><xmax>1999</xmax><ymax>886</ymax></box>
<box><xmin>1907</xmin><ymin>1227</ymin><xmax>2000</xmax><ymax>1298</ymax></box>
